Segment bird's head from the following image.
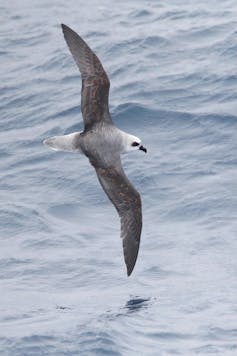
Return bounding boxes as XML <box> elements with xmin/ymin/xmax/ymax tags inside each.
<box><xmin>123</xmin><ymin>134</ymin><xmax>147</xmax><ymax>154</ymax></box>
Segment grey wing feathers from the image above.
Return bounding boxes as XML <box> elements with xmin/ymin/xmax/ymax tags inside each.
<box><xmin>95</xmin><ymin>164</ymin><xmax>142</xmax><ymax>276</ymax></box>
<box><xmin>61</xmin><ymin>24</ymin><xmax>112</xmax><ymax>130</ymax></box>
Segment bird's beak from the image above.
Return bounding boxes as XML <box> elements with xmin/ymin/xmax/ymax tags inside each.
<box><xmin>139</xmin><ymin>145</ymin><xmax>147</xmax><ymax>153</ymax></box>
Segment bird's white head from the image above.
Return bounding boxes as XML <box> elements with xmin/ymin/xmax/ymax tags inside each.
<box><xmin>122</xmin><ymin>133</ymin><xmax>147</xmax><ymax>154</ymax></box>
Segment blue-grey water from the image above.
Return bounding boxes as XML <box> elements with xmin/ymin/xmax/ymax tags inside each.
<box><xmin>1</xmin><ymin>0</ymin><xmax>237</xmax><ymax>355</ymax></box>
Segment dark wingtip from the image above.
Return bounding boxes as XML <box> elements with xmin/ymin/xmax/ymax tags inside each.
<box><xmin>61</xmin><ymin>23</ymin><xmax>68</xmax><ymax>32</ymax></box>
<box><xmin>61</xmin><ymin>24</ymin><xmax>71</xmax><ymax>34</ymax></box>
<box><xmin>124</xmin><ymin>239</ymin><xmax>140</xmax><ymax>277</ymax></box>
<box><xmin>126</xmin><ymin>264</ymin><xmax>135</xmax><ymax>277</ymax></box>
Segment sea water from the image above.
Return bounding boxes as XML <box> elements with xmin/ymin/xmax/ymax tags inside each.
<box><xmin>1</xmin><ymin>0</ymin><xmax>237</xmax><ymax>354</ymax></box>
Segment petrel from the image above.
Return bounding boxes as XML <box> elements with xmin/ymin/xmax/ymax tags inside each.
<box><xmin>44</xmin><ymin>24</ymin><xmax>147</xmax><ymax>276</ymax></box>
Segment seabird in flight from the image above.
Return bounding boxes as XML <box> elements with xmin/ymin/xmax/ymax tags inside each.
<box><xmin>44</xmin><ymin>24</ymin><xmax>147</xmax><ymax>276</ymax></box>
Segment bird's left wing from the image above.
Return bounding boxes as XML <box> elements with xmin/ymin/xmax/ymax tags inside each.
<box><xmin>61</xmin><ymin>24</ymin><xmax>112</xmax><ymax>130</ymax></box>
<box><xmin>93</xmin><ymin>159</ymin><xmax>142</xmax><ymax>276</ymax></box>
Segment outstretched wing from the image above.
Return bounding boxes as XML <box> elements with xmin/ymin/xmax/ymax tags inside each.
<box><xmin>94</xmin><ymin>161</ymin><xmax>142</xmax><ymax>276</ymax></box>
<box><xmin>61</xmin><ymin>24</ymin><xmax>112</xmax><ymax>130</ymax></box>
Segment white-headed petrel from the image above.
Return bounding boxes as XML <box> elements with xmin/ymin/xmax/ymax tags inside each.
<box><xmin>44</xmin><ymin>24</ymin><xmax>147</xmax><ymax>276</ymax></box>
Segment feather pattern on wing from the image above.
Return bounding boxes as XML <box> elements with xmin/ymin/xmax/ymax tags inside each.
<box><xmin>94</xmin><ymin>162</ymin><xmax>142</xmax><ymax>276</ymax></box>
<box><xmin>61</xmin><ymin>24</ymin><xmax>112</xmax><ymax>130</ymax></box>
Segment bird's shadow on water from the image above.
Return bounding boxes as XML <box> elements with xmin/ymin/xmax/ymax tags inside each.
<box><xmin>123</xmin><ymin>296</ymin><xmax>151</xmax><ymax>314</ymax></box>
<box><xmin>55</xmin><ymin>296</ymin><xmax>155</xmax><ymax>325</ymax></box>
<box><xmin>104</xmin><ymin>295</ymin><xmax>154</xmax><ymax>320</ymax></box>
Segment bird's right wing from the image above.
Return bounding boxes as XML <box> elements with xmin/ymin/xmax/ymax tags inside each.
<box><xmin>94</xmin><ymin>161</ymin><xmax>142</xmax><ymax>276</ymax></box>
<box><xmin>61</xmin><ymin>24</ymin><xmax>112</xmax><ymax>130</ymax></box>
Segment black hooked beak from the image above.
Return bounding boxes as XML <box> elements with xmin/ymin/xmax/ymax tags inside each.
<box><xmin>139</xmin><ymin>145</ymin><xmax>147</xmax><ymax>153</ymax></box>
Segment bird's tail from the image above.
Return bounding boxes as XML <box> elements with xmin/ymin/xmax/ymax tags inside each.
<box><xmin>43</xmin><ymin>132</ymin><xmax>82</xmax><ymax>153</ymax></box>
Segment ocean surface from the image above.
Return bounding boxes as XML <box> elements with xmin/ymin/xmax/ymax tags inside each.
<box><xmin>1</xmin><ymin>0</ymin><xmax>237</xmax><ymax>355</ymax></box>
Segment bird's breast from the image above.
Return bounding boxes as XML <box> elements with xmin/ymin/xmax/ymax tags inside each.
<box><xmin>81</xmin><ymin>126</ymin><xmax>123</xmax><ymax>165</ymax></box>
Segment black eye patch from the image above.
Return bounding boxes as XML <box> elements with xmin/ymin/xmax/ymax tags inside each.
<box><xmin>131</xmin><ymin>142</ymin><xmax>139</xmax><ymax>147</ymax></box>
